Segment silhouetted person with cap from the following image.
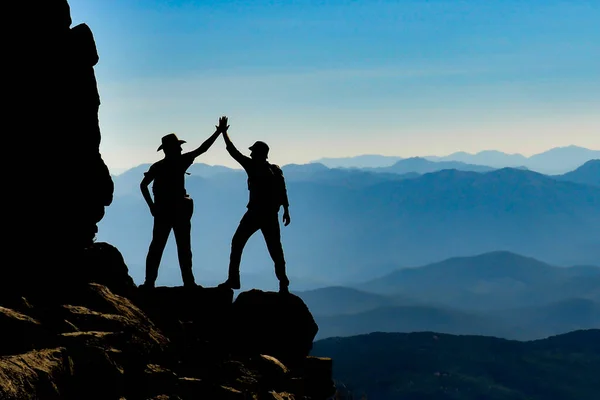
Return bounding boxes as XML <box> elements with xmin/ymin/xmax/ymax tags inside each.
<box><xmin>139</xmin><ymin>121</ymin><xmax>223</xmax><ymax>288</ymax></box>
<box><xmin>217</xmin><ymin>116</ymin><xmax>291</xmax><ymax>293</ymax></box>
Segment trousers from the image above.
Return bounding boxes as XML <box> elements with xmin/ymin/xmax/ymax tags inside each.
<box><xmin>145</xmin><ymin>197</ymin><xmax>195</xmax><ymax>286</ymax></box>
<box><xmin>228</xmin><ymin>209</ymin><xmax>288</xmax><ymax>284</ymax></box>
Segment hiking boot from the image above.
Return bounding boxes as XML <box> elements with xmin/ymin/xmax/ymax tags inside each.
<box><xmin>279</xmin><ymin>280</ymin><xmax>290</xmax><ymax>294</ymax></box>
<box><xmin>139</xmin><ymin>282</ymin><xmax>155</xmax><ymax>290</ymax></box>
<box><xmin>218</xmin><ymin>276</ymin><xmax>241</xmax><ymax>290</ymax></box>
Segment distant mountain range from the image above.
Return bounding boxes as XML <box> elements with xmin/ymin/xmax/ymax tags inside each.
<box><xmin>312</xmin><ymin>145</ymin><xmax>600</xmax><ymax>174</ymax></box>
<box><xmin>112</xmin><ymin>156</ymin><xmax>600</xmax><ymax>197</ymax></box>
<box><xmin>363</xmin><ymin>157</ymin><xmax>497</xmax><ymax>174</ymax></box>
<box><xmin>311</xmin><ymin>329</ymin><xmax>600</xmax><ymax>400</ymax></box>
<box><xmin>99</xmin><ymin>160</ymin><xmax>600</xmax><ymax>287</ymax></box>
<box><xmin>294</xmin><ymin>251</ymin><xmax>600</xmax><ymax>341</ymax></box>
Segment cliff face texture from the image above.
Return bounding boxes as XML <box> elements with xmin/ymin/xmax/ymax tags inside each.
<box><xmin>2</xmin><ymin>1</ymin><xmax>334</xmax><ymax>398</ymax></box>
<box><xmin>6</xmin><ymin>0</ymin><xmax>113</xmax><ymax>298</ymax></box>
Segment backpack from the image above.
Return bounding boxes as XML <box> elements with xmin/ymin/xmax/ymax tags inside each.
<box><xmin>267</xmin><ymin>163</ymin><xmax>287</xmax><ymax>208</ymax></box>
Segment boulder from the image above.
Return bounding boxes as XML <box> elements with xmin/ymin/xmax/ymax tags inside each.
<box><xmin>229</xmin><ymin>290</ymin><xmax>319</xmax><ymax>367</ymax></box>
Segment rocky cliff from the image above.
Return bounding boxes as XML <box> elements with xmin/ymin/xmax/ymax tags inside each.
<box><xmin>0</xmin><ymin>243</ymin><xmax>335</xmax><ymax>399</ymax></box>
<box><xmin>6</xmin><ymin>0</ymin><xmax>114</xmax><ymax>301</ymax></box>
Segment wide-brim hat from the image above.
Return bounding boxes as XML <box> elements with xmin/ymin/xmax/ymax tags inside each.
<box><xmin>158</xmin><ymin>133</ymin><xmax>186</xmax><ymax>151</ymax></box>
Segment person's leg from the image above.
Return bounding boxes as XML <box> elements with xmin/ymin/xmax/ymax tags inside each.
<box><xmin>143</xmin><ymin>216</ymin><xmax>172</xmax><ymax>288</ymax></box>
<box><xmin>173</xmin><ymin>199</ymin><xmax>195</xmax><ymax>287</ymax></box>
<box><xmin>221</xmin><ymin>211</ymin><xmax>260</xmax><ymax>289</ymax></box>
<box><xmin>261</xmin><ymin>212</ymin><xmax>289</xmax><ymax>292</ymax></box>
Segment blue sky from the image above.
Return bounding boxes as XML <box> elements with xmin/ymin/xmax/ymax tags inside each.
<box><xmin>69</xmin><ymin>0</ymin><xmax>600</xmax><ymax>172</ymax></box>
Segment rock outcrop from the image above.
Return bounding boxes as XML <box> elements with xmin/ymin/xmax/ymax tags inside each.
<box><xmin>0</xmin><ymin>244</ymin><xmax>335</xmax><ymax>400</ymax></box>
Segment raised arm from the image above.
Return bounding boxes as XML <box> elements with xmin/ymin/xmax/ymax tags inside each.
<box><xmin>219</xmin><ymin>116</ymin><xmax>252</xmax><ymax>168</ymax></box>
<box><xmin>187</xmin><ymin>127</ymin><xmax>221</xmax><ymax>159</ymax></box>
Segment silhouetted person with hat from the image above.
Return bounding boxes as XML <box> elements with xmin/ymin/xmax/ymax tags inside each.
<box><xmin>216</xmin><ymin>116</ymin><xmax>291</xmax><ymax>293</ymax></box>
<box><xmin>139</xmin><ymin>122</ymin><xmax>223</xmax><ymax>288</ymax></box>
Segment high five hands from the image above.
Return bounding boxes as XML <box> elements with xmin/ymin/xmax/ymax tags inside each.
<box><xmin>216</xmin><ymin>116</ymin><xmax>229</xmax><ymax>134</ymax></box>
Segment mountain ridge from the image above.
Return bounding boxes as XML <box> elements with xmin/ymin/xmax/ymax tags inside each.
<box><xmin>311</xmin><ymin>329</ymin><xmax>600</xmax><ymax>400</ymax></box>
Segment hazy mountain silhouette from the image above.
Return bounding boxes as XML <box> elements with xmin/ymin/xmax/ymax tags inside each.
<box><xmin>526</xmin><ymin>145</ymin><xmax>600</xmax><ymax>174</ymax></box>
<box><xmin>426</xmin><ymin>149</ymin><xmax>529</xmax><ymax>167</ymax></box>
<box><xmin>357</xmin><ymin>251</ymin><xmax>600</xmax><ymax>310</ymax></box>
<box><xmin>115</xmin><ymin>162</ymin><xmax>420</xmax><ymax>197</ymax></box>
<box><xmin>294</xmin><ymin>286</ymin><xmax>414</xmax><ymax>316</ymax></box>
<box><xmin>311</xmin><ymin>154</ymin><xmax>402</xmax><ymax>168</ymax></box>
<box><xmin>365</xmin><ymin>156</ymin><xmax>496</xmax><ymax>174</ymax></box>
<box><xmin>555</xmin><ymin>159</ymin><xmax>600</xmax><ymax>187</ymax></box>
<box><xmin>289</xmin><ymin>252</ymin><xmax>600</xmax><ymax>341</ymax></box>
<box><xmin>314</xmin><ymin>305</ymin><xmax>511</xmax><ymax>340</ymax></box>
<box><xmin>311</xmin><ymin>329</ymin><xmax>600</xmax><ymax>399</ymax></box>
<box><xmin>280</xmin><ymin>162</ymin><xmax>330</xmax><ymax>178</ymax></box>
<box><xmin>306</xmin><ymin>293</ymin><xmax>600</xmax><ymax>341</ymax></box>
<box><xmin>495</xmin><ymin>298</ymin><xmax>600</xmax><ymax>339</ymax></box>
<box><xmin>100</xmin><ymin>166</ymin><xmax>599</xmax><ymax>286</ymax></box>
<box><xmin>317</xmin><ymin>145</ymin><xmax>599</xmax><ymax>174</ymax></box>
<box><xmin>427</xmin><ymin>146</ymin><xmax>600</xmax><ymax>174</ymax></box>
<box><xmin>309</xmin><ymin>299</ymin><xmax>600</xmax><ymax>341</ymax></box>
<box><xmin>282</xmin><ymin>164</ymin><xmax>420</xmax><ymax>188</ymax></box>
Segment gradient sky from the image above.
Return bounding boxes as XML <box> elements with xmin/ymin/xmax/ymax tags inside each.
<box><xmin>69</xmin><ymin>0</ymin><xmax>600</xmax><ymax>172</ymax></box>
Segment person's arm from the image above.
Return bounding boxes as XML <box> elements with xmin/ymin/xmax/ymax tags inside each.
<box><xmin>219</xmin><ymin>116</ymin><xmax>252</xmax><ymax>168</ymax></box>
<box><xmin>281</xmin><ymin>176</ymin><xmax>291</xmax><ymax>226</ymax></box>
<box><xmin>186</xmin><ymin>127</ymin><xmax>221</xmax><ymax>159</ymax></box>
<box><xmin>140</xmin><ymin>170</ymin><xmax>156</xmax><ymax>216</ymax></box>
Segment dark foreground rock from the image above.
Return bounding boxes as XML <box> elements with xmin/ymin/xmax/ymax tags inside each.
<box><xmin>230</xmin><ymin>290</ymin><xmax>319</xmax><ymax>368</ymax></box>
<box><xmin>0</xmin><ymin>245</ymin><xmax>335</xmax><ymax>400</ymax></box>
